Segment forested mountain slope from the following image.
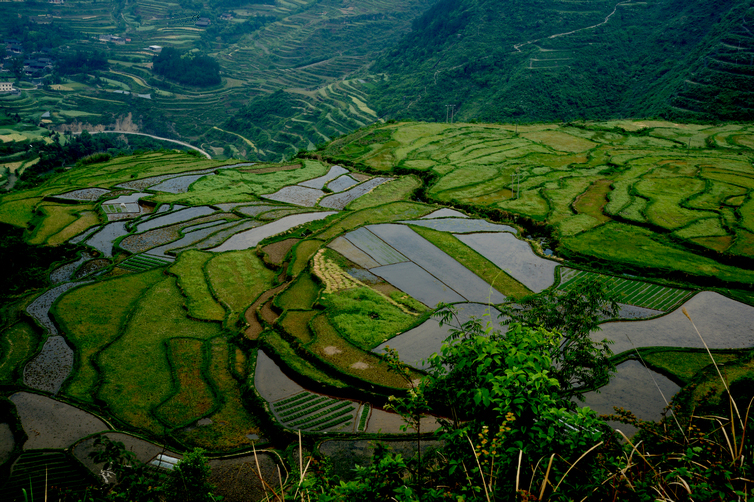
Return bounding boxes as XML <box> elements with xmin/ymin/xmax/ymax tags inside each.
<box><xmin>368</xmin><ymin>0</ymin><xmax>754</xmax><ymax>123</ymax></box>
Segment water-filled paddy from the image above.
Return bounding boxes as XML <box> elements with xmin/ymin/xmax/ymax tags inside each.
<box><xmin>23</xmin><ymin>336</ymin><xmax>74</xmax><ymax>394</ymax></box>
<box><xmin>373</xmin><ymin>303</ymin><xmax>505</xmax><ymax>368</ymax></box>
<box><xmin>405</xmin><ymin>218</ymin><xmax>517</xmax><ymax>234</ymax></box>
<box><xmin>327</xmin><ymin>175</ymin><xmax>359</xmax><ymax>192</ymax></box>
<box><xmin>50</xmin><ymin>252</ymin><xmax>92</xmax><ymax>284</ymax></box>
<box><xmin>149</xmin><ymin>174</ymin><xmax>212</xmax><ymax>193</ymax></box>
<box><xmin>327</xmin><ymin>237</ymin><xmax>381</xmax><ymax>269</ymax></box>
<box><xmin>579</xmin><ymin>360</ymin><xmax>681</xmax><ymax>437</ymax></box>
<box><xmin>191</xmin><ymin>219</ymin><xmax>262</xmax><ymax>250</ymax></box>
<box><xmin>254</xmin><ymin>351</ymin><xmax>306</xmax><ymax>402</ymax></box>
<box><xmin>135</xmin><ymin>206</ymin><xmax>216</xmax><ymax>232</ymax></box>
<box><xmin>235</xmin><ymin>204</ymin><xmax>282</xmax><ymax>217</ymax></box>
<box><xmin>102</xmin><ymin>192</ymin><xmax>151</xmax><ymax>205</ymax></box>
<box><xmin>368</xmin><ymin>224</ymin><xmax>506</xmax><ymax>303</ymax></box>
<box><xmin>456</xmin><ymin>232</ymin><xmax>558</xmax><ymax>292</ymax></box>
<box><xmin>344</xmin><ymin>227</ymin><xmax>408</xmax><ymax>266</ymax></box>
<box><xmin>421</xmin><ymin>208</ymin><xmax>469</xmax><ymax>219</ymax></box>
<box><xmin>299</xmin><ymin>165</ymin><xmax>349</xmax><ymax>189</ymax></box>
<box><xmin>86</xmin><ymin>221</ymin><xmax>128</xmax><ymax>257</ymax></box>
<box><xmin>147</xmin><ymin>220</ymin><xmax>239</xmax><ymax>257</ymax></box>
<box><xmin>211</xmin><ymin>212</ymin><xmax>336</xmax><ymax>252</ymax></box>
<box><xmin>10</xmin><ymin>392</ymin><xmax>109</xmax><ymax>449</ymax></box>
<box><xmin>320</xmin><ymin>177</ymin><xmax>391</xmax><ymax>209</ymax></box>
<box><xmin>596</xmin><ymin>292</ymin><xmax>754</xmax><ymax>355</ymax></box>
<box><xmin>54</xmin><ymin>188</ymin><xmax>110</xmax><ymax>201</ymax></box>
<box><xmin>262</xmin><ymin>186</ymin><xmax>325</xmax><ymax>206</ymax></box>
<box><xmin>26</xmin><ymin>282</ymin><xmax>83</xmax><ymax>335</ymax></box>
<box><xmin>68</xmin><ymin>225</ymin><xmax>99</xmax><ymax>245</ymax></box>
<box><xmin>371</xmin><ymin>261</ymin><xmax>466</xmax><ymax>307</ymax></box>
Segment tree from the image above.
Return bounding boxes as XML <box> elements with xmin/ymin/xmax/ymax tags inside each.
<box><xmin>419</xmin><ymin>320</ymin><xmax>609</xmax><ymax>500</ymax></box>
<box><xmin>164</xmin><ymin>448</ymin><xmax>217</xmax><ymax>502</ymax></box>
<box><xmin>496</xmin><ymin>276</ymin><xmax>620</xmax><ymax>399</ymax></box>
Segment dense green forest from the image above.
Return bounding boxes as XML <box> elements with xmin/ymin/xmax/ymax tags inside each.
<box><xmin>152</xmin><ymin>48</ymin><xmax>221</xmax><ymax>87</ymax></box>
<box><xmin>367</xmin><ymin>0</ymin><xmax>754</xmax><ymax>123</ymax></box>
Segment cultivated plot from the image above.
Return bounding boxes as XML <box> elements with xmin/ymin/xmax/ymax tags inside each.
<box><xmin>367</xmin><ymin>224</ymin><xmax>507</xmax><ymax>303</ymax></box>
<box><xmin>456</xmin><ymin>232</ymin><xmax>558</xmax><ymax>292</ymax></box>
<box><xmin>299</xmin><ymin>165</ymin><xmax>350</xmax><ymax>189</ymax></box>
<box><xmin>370</xmin><ymin>261</ymin><xmax>466</xmax><ymax>307</ymax></box>
<box><xmin>343</xmin><ymin>227</ymin><xmax>408</xmax><ymax>266</ymax></box>
<box><xmin>320</xmin><ymin>177</ymin><xmax>392</xmax><ymax>210</ymax></box>
<box><xmin>135</xmin><ymin>206</ymin><xmax>216</xmax><ymax>232</ymax></box>
<box><xmin>10</xmin><ymin>392</ymin><xmax>109</xmax><ymax>450</ymax></box>
<box><xmin>578</xmin><ymin>360</ymin><xmax>680</xmax><ymax>436</ymax></box>
<box><xmin>596</xmin><ymin>292</ymin><xmax>754</xmax><ymax>355</ymax></box>
<box><xmin>403</xmin><ymin>218</ymin><xmax>517</xmax><ymax>234</ymax></box>
<box><xmin>211</xmin><ymin>212</ymin><xmax>337</xmax><ymax>252</ymax></box>
<box><xmin>262</xmin><ymin>186</ymin><xmax>325</xmax><ymax>207</ymax></box>
<box><xmin>373</xmin><ymin>303</ymin><xmax>506</xmax><ymax>368</ymax></box>
<box><xmin>559</xmin><ymin>267</ymin><xmax>693</xmax><ymax>311</ymax></box>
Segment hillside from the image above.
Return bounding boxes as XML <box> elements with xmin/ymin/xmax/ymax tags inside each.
<box><xmin>0</xmin><ymin>0</ymin><xmax>432</xmax><ymax>160</ymax></box>
<box><xmin>367</xmin><ymin>0</ymin><xmax>754</xmax><ymax>123</ymax></box>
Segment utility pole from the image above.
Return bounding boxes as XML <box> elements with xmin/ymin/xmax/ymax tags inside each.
<box><xmin>446</xmin><ymin>104</ymin><xmax>456</xmax><ymax>123</ymax></box>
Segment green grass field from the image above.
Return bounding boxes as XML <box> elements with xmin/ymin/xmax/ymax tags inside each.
<box><xmin>320</xmin><ymin>287</ymin><xmax>418</xmax><ymax>350</ymax></box>
<box><xmin>169</xmin><ymin>250</ymin><xmax>226</xmax><ymax>321</ymax></box>
<box><xmin>206</xmin><ymin>250</ymin><xmax>276</xmax><ymax>328</ymax></box>
<box><xmin>97</xmin><ymin>276</ymin><xmax>223</xmax><ymax>433</ymax></box>
<box><xmin>322</xmin><ymin>121</ymin><xmax>754</xmax><ymax>286</ymax></box>
<box><xmin>0</xmin><ymin>321</ymin><xmax>39</xmax><ymax>384</ymax></box>
<box><xmin>155</xmin><ymin>337</ymin><xmax>216</xmax><ymax>428</ymax></box>
<box><xmin>56</xmin><ymin>269</ymin><xmax>164</xmax><ymax>403</ymax></box>
<box><xmin>175</xmin><ymin>338</ymin><xmax>262</xmax><ymax>449</ymax></box>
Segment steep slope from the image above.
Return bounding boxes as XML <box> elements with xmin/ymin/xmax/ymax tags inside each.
<box><xmin>367</xmin><ymin>0</ymin><xmax>753</xmax><ymax>123</ymax></box>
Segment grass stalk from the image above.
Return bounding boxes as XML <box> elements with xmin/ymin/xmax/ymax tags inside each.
<box><xmin>538</xmin><ymin>454</ymin><xmax>554</xmax><ymax>500</ymax></box>
<box><xmin>466</xmin><ymin>433</ymin><xmax>491</xmax><ymax>502</ymax></box>
<box><xmin>552</xmin><ymin>441</ymin><xmax>604</xmax><ymax>494</ymax></box>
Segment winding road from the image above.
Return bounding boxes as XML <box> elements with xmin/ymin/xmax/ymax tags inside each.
<box><xmin>75</xmin><ymin>131</ymin><xmax>212</xmax><ymax>159</ymax></box>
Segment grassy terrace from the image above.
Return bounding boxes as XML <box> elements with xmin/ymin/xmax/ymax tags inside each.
<box><xmin>320</xmin><ymin>121</ymin><xmax>754</xmax><ymax>288</ymax></box>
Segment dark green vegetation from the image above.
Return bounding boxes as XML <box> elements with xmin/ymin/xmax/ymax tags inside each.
<box><xmin>152</xmin><ymin>48</ymin><xmax>221</xmax><ymax>87</ymax></box>
<box><xmin>371</xmin><ymin>0</ymin><xmax>754</xmax><ymax>124</ymax></box>
<box><xmin>0</xmin><ymin>223</ymin><xmax>76</xmax><ymax>300</ymax></box>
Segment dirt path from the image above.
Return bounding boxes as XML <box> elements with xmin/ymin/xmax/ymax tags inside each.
<box><xmin>513</xmin><ymin>0</ymin><xmax>633</xmax><ymax>52</ymax></box>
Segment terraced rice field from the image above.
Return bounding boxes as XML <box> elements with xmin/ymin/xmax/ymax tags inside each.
<box><xmin>2</xmin><ymin>139</ymin><xmax>754</xmax><ymax>469</ymax></box>
<box><xmin>323</xmin><ymin>121</ymin><xmax>754</xmax><ymax>286</ymax></box>
<box><xmin>559</xmin><ymin>268</ymin><xmax>693</xmax><ymax>311</ymax></box>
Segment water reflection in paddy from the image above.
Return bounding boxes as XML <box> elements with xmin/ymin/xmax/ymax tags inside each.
<box><xmin>579</xmin><ymin>360</ymin><xmax>680</xmax><ymax>437</ymax></box>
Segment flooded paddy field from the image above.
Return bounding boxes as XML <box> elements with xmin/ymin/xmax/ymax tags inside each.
<box><xmin>597</xmin><ymin>292</ymin><xmax>754</xmax><ymax>355</ymax></box>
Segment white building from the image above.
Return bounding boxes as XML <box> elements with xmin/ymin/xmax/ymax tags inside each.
<box><xmin>0</xmin><ymin>82</ymin><xmax>14</xmax><ymax>93</ymax></box>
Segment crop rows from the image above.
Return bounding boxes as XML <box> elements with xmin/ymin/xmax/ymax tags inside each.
<box><xmin>559</xmin><ymin>268</ymin><xmax>693</xmax><ymax>311</ymax></box>
<box><xmin>272</xmin><ymin>391</ymin><xmax>357</xmax><ymax>431</ymax></box>
<box><xmin>0</xmin><ymin>451</ymin><xmax>93</xmax><ymax>501</ymax></box>
<box><xmin>357</xmin><ymin>403</ymin><xmax>371</xmax><ymax>432</ymax></box>
<box><xmin>277</xmin><ymin>396</ymin><xmax>334</xmax><ymax>419</ymax></box>
<box><xmin>119</xmin><ymin>254</ymin><xmax>171</xmax><ymax>271</ymax></box>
